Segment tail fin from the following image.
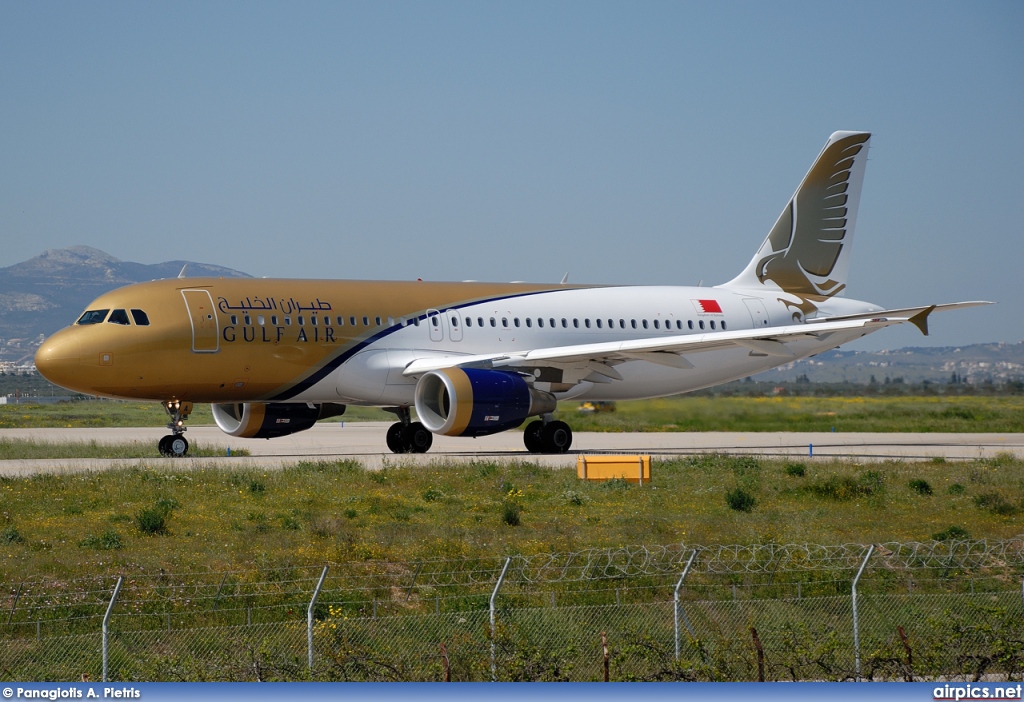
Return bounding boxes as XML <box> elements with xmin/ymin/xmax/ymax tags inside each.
<box><xmin>724</xmin><ymin>131</ymin><xmax>871</xmax><ymax>298</ymax></box>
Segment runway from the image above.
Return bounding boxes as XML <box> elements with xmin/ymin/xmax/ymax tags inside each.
<box><xmin>2</xmin><ymin>422</ymin><xmax>1022</xmax><ymax>475</ymax></box>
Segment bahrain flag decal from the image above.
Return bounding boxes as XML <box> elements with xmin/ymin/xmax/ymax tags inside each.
<box><xmin>691</xmin><ymin>299</ymin><xmax>723</xmax><ymax>315</ymax></box>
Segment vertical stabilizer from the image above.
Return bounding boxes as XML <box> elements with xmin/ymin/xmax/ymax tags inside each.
<box><xmin>724</xmin><ymin>131</ymin><xmax>871</xmax><ymax>299</ymax></box>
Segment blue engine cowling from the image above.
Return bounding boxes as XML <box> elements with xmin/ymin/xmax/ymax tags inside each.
<box><xmin>212</xmin><ymin>402</ymin><xmax>346</xmax><ymax>439</ymax></box>
<box><xmin>414</xmin><ymin>368</ymin><xmax>557</xmax><ymax>437</ymax></box>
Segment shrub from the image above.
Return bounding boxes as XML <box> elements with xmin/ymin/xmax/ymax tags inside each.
<box><xmin>974</xmin><ymin>492</ymin><xmax>1018</xmax><ymax>516</ymax></box>
<box><xmin>807</xmin><ymin>473</ymin><xmax>880</xmax><ymax>501</ymax></box>
<box><xmin>2</xmin><ymin>526</ymin><xmax>25</xmax><ymax>544</ymax></box>
<box><xmin>248</xmin><ymin>480</ymin><xmax>266</xmax><ymax>494</ymax></box>
<box><xmin>422</xmin><ymin>487</ymin><xmax>444</xmax><ymax>502</ymax></box>
<box><xmin>136</xmin><ymin>507</ymin><xmax>168</xmax><ymax>535</ymax></box>
<box><xmin>80</xmin><ymin>529</ymin><xmax>123</xmax><ymax>550</ymax></box>
<box><xmin>343</xmin><ymin>508</ymin><xmax>358</xmax><ymax>519</ymax></box>
<box><xmin>726</xmin><ymin>487</ymin><xmax>756</xmax><ymax>512</ymax></box>
<box><xmin>947</xmin><ymin>483</ymin><xmax>966</xmax><ymax>495</ymax></box>
<box><xmin>502</xmin><ymin>500</ymin><xmax>522</xmax><ymax>526</ymax></box>
<box><xmin>785</xmin><ymin>463</ymin><xmax>806</xmax><ymax>477</ymax></box>
<box><xmin>909</xmin><ymin>479</ymin><xmax>933</xmax><ymax>496</ymax></box>
<box><xmin>932</xmin><ymin>525</ymin><xmax>970</xmax><ymax>541</ymax></box>
<box><xmin>562</xmin><ymin>490</ymin><xmax>585</xmax><ymax>506</ymax></box>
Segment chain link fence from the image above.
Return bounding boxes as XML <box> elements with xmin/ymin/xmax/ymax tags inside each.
<box><xmin>3</xmin><ymin>538</ymin><xmax>1023</xmax><ymax>681</ymax></box>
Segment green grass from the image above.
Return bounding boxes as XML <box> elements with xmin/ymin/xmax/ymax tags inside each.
<box><xmin>2</xmin><ymin>454</ymin><xmax>1022</xmax><ymax>582</ymax></box>
<box><xmin>561</xmin><ymin>395</ymin><xmax>1024</xmax><ymax>433</ymax></box>
<box><xmin>0</xmin><ymin>438</ymin><xmax>250</xmax><ymax>459</ymax></box>
<box><xmin>0</xmin><ymin>400</ymin><xmax>393</xmax><ymax>429</ymax></box>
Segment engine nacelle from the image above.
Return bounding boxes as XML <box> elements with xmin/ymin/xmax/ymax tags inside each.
<box><xmin>414</xmin><ymin>368</ymin><xmax>557</xmax><ymax>437</ymax></box>
<box><xmin>212</xmin><ymin>402</ymin><xmax>347</xmax><ymax>439</ymax></box>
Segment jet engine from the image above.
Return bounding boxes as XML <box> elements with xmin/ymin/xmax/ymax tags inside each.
<box><xmin>212</xmin><ymin>402</ymin><xmax>347</xmax><ymax>439</ymax></box>
<box><xmin>414</xmin><ymin>368</ymin><xmax>556</xmax><ymax>437</ymax></box>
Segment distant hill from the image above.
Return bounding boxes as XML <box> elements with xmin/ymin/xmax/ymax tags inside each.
<box><xmin>752</xmin><ymin>342</ymin><xmax>1024</xmax><ymax>385</ymax></box>
<box><xmin>0</xmin><ymin>246</ymin><xmax>249</xmax><ymax>364</ymax></box>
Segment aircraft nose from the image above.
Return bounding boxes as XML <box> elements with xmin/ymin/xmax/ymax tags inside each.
<box><xmin>35</xmin><ymin>333</ymin><xmax>82</xmax><ymax>387</ymax></box>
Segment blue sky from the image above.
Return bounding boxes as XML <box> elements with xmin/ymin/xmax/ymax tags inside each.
<box><xmin>2</xmin><ymin>1</ymin><xmax>1021</xmax><ymax>350</ymax></box>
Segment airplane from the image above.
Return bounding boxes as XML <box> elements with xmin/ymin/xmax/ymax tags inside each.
<box><xmin>34</xmin><ymin>131</ymin><xmax>990</xmax><ymax>457</ymax></box>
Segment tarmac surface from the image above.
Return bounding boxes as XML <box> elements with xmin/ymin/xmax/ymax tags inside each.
<box><xmin>2</xmin><ymin>422</ymin><xmax>1023</xmax><ymax>475</ymax></box>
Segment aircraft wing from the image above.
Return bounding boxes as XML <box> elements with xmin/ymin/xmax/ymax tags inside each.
<box><xmin>401</xmin><ymin>304</ymin><xmax>989</xmax><ymax>383</ymax></box>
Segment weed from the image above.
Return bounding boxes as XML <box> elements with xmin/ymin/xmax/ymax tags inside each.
<box><xmin>806</xmin><ymin>474</ymin><xmax>879</xmax><ymax>501</ymax></box>
<box><xmin>502</xmin><ymin>500</ymin><xmax>522</xmax><ymax>526</ymax></box>
<box><xmin>948</xmin><ymin>483</ymin><xmax>966</xmax><ymax>495</ymax></box>
<box><xmin>344</xmin><ymin>508</ymin><xmax>358</xmax><ymax>519</ymax></box>
<box><xmin>987</xmin><ymin>452</ymin><xmax>1017</xmax><ymax>467</ymax></box>
<box><xmin>136</xmin><ymin>507</ymin><xmax>168</xmax><ymax>535</ymax></box>
<box><xmin>932</xmin><ymin>525</ymin><xmax>970</xmax><ymax>541</ymax></box>
<box><xmin>785</xmin><ymin>463</ymin><xmax>806</xmax><ymax>477</ymax></box>
<box><xmin>248</xmin><ymin>480</ymin><xmax>266</xmax><ymax>495</ymax></box>
<box><xmin>909</xmin><ymin>479</ymin><xmax>933</xmax><ymax>496</ymax></box>
<box><xmin>601</xmin><ymin>478</ymin><xmax>631</xmax><ymax>490</ymax></box>
<box><xmin>974</xmin><ymin>492</ymin><xmax>1018</xmax><ymax>516</ymax></box>
<box><xmin>725</xmin><ymin>487</ymin><xmax>756</xmax><ymax>512</ymax></box>
<box><xmin>562</xmin><ymin>490</ymin><xmax>586</xmax><ymax>506</ymax></box>
<box><xmin>309</xmin><ymin>515</ymin><xmax>342</xmax><ymax>537</ymax></box>
<box><xmin>1</xmin><ymin>526</ymin><xmax>24</xmax><ymax>544</ymax></box>
<box><xmin>422</xmin><ymin>487</ymin><xmax>444</xmax><ymax>502</ymax></box>
<box><xmin>369</xmin><ymin>470</ymin><xmax>388</xmax><ymax>484</ymax></box>
<box><xmin>280</xmin><ymin>516</ymin><xmax>301</xmax><ymax>530</ymax></box>
<box><xmin>79</xmin><ymin>529</ymin><xmax>123</xmax><ymax>550</ymax></box>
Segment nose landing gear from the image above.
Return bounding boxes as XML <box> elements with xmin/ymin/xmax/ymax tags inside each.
<box><xmin>159</xmin><ymin>400</ymin><xmax>193</xmax><ymax>457</ymax></box>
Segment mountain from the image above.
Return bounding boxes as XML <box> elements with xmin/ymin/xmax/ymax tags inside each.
<box><xmin>751</xmin><ymin>342</ymin><xmax>1024</xmax><ymax>385</ymax></box>
<box><xmin>0</xmin><ymin>246</ymin><xmax>249</xmax><ymax>365</ymax></box>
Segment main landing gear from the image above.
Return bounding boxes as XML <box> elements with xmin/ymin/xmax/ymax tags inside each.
<box><xmin>159</xmin><ymin>400</ymin><xmax>192</xmax><ymax>457</ymax></box>
<box><xmin>384</xmin><ymin>407</ymin><xmax>433</xmax><ymax>454</ymax></box>
<box><xmin>524</xmin><ymin>417</ymin><xmax>573</xmax><ymax>454</ymax></box>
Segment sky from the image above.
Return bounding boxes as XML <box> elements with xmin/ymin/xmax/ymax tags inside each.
<box><xmin>2</xmin><ymin>1</ymin><xmax>1021</xmax><ymax>351</ymax></box>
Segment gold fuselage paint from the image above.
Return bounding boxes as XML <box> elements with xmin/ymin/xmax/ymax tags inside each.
<box><xmin>36</xmin><ymin>277</ymin><xmax>583</xmax><ymax>403</ymax></box>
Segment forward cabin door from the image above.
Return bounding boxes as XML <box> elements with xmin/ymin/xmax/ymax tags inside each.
<box><xmin>181</xmin><ymin>289</ymin><xmax>220</xmax><ymax>352</ymax></box>
<box><xmin>426</xmin><ymin>309</ymin><xmax>444</xmax><ymax>342</ymax></box>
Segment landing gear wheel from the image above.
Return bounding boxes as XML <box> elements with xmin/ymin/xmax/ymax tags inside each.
<box><xmin>524</xmin><ymin>420</ymin><xmax>544</xmax><ymax>453</ymax></box>
<box><xmin>159</xmin><ymin>434</ymin><xmax>189</xmax><ymax>457</ymax></box>
<box><xmin>169</xmin><ymin>436</ymin><xmax>189</xmax><ymax>457</ymax></box>
<box><xmin>404</xmin><ymin>422</ymin><xmax>433</xmax><ymax>454</ymax></box>
<box><xmin>541</xmin><ymin>421</ymin><xmax>573</xmax><ymax>454</ymax></box>
<box><xmin>386</xmin><ymin>423</ymin><xmax>407</xmax><ymax>453</ymax></box>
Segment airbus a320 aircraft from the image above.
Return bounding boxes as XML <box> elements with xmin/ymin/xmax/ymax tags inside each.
<box><xmin>35</xmin><ymin>132</ymin><xmax>989</xmax><ymax>457</ymax></box>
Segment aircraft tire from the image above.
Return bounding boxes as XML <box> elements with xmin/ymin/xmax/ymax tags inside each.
<box><xmin>524</xmin><ymin>420</ymin><xmax>544</xmax><ymax>453</ymax></box>
<box><xmin>168</xmin><ymin>436</ymin><xmax>189</xmax><ymax>458</ymax></box>
<box><xmin>541</xmin><ymin>421</ymin><xmax>572</xmax><ymax>454</ymax></box>
<box><xmin>158</xmin><ymin>435</ymin><xmax>173</xmax><ymax>457</ymax></box>
<box><xmin>405</xmin><ymin>422</ymin><xmax>433</xmax><ymax>453</ymax></box>
<box><xmin>386</xmin><ymin>423</ymin><xmax>407</xmax><ymax>453</ymax></box>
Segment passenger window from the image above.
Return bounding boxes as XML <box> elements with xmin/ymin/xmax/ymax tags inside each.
<box><xmin>608</xmin><ymin>319</ymin><xmax>614</xmax><ymax>329</ymax></box>
<box><xmin>130</xmin><ymin>309</ymin><xmax>150</xmax><ymax>326</ymax></box>
<box><xmin>631</xmin><ymin>319</ymin><xmax>637</xmax><ymax>329</ymax></box>
<box><xmin>363</xmin><ymin>316</ymin><xmax>369</xmax><ymax>326</ymax></box>
<box><xmin>375</xmin><ymin>316</ymin><xmax>382</xmax><ymax>325</ymax></box>
<box><xmin>337</xmin><ymin>316</ymin><xmax>344</xmax><ymax>326</ymax></box>
<box><xmin>388</xmin><ymin>317</ymin><xmax>394</xmax><ymax>326</ymax></box>
<box><xmin>108</xmin><ymin>309</ymin><xmax>130</xmax><ymax>325</ymax></box>
<box><xmin>77</xmin><ymin>309</ymin><xmax>110</xmax><ymax>325</ymax></box>
<box><xmin>525</xmin><ymin>318</ymin><xmax>532</xmax><ymax>328</ymax></box>
<box><xmin>284</xmin><ymin>316</ymin><xmax>292</xmax><ymax>326</ymax></box>
<box><xmin>619</xmin><ymin>319</ymin><xmax>625</xmax><ymax>329</ymax></box>
<box><xmin>502</xmin><ymin>318</ymin><xmax>509</xmax><ymax>328</ymax></box>
<box><xmin>451</xmin><ymin>316</ymin><xmax>459</xmax><ymax>327</ymax></box>
<box><xmin>676</xmin><ymin>320</ymin><xmax>683</xmax><ymax>330</ymax></box>
<box><xmin>699</xmin><ymin>320</ymin><xmax>705</xmax><ymax>330</ymax></box>
<box><xmin>310</xmin><ymin>316</ymin><xmax>317</xmax><ymax>326</ymax></box>
<box><xmin>721</xmin><ymin>320</ymin><xmax>727</xmax><ymax>330</ymax></box>
<box><xmin>465</xmin><ymin>317</ymin><xmax>472</xmax><ymax>327</ymax></box>
<box><xmin>561</xmin><ymin>318</ymin><xmax>568</xmax><ymax>328</ymax></box>
<box><xmin>514</xmin><ymin>318</ymin><xmax>520</xmax><ymax>327</ymax></box>
<box><xmin>584</xmin><ymin>319</ymin><xmax>591</xmax><ymax>328</ymax></box>
<box><xmin>710</xmin><ymin>320</ymin><xmax>716</xmax><ymax>330</ymax></box>
<box><xmin>350</xmin><ymin>316</ymin><xmax>357</xmax><ymax>326</ymax></box>
<box><xmin>271</xmin><ymin>315</ymin><xmax>278</xmax><ymax>325</ymax></box>
<box><xmin>490</xmin><ymin>317</ymin><xmax>496</xmax><ymax>327</ymax></box>
<box><xmin>297</xmin><ymin>315</ymin><xmax>304</xmax><ymax>326</ymax></box>
<box><xmin>244</xmin><ymin>315</ymin><xmax>252</xmax><ymax>326</ymax></box>
<box><xmin>413</xmin><ymin>318</ymin><xmax>420</xmax><ymax>326</ymax></box>
<box><xmin>642</xmin><ymin>320</ymin><xmax>649</xmax><ymax>329</ymax></box>
<box><xmin>688</xmin><ymin>320</ymin><xmax>694</xmax><ymax>330</ymax></box>
<box><xmin>653</xmin><ymin>319</ymin><xmax>660</xmax><ymax>329</ymax></box>
<box><xmin>230</xmin><ymin>315</ymin><xmax>238</xmax><ymax>325</ymax></box>
<box><xmin>478</xmin><ymin>317</ymin><xmax>484</xmax><ymax>327</ymax></box>
<box><xmin>538</xmin><ymin>318</ymin><xmax>544</xmax><ymax>328</ymax></box>
<box><xmin>258</xmin><ymin>315</ymin><xmax>265</xmax><ymax>326</ymax></box>
<box><xmin>432</xmin><ymin>317</ymin><xmax>439</xmax><ymax>327</ymax></box>
<box><xmin>595</xmin><ymin>319</ymin><xmax>602</xmax><ymax>329</ymax></box>
<box><xmin>549</xmin><ymin>318</ymin><xmax>556</xmax><ymax>327</ymax></box>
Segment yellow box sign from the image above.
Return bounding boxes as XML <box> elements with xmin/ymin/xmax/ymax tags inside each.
<box><xmin>577</xmin><ymin>455</ymin><xmax>651</xmax><ymax>484</ymax></box>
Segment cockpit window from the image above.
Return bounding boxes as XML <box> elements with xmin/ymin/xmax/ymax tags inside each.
<box><xmin>108</xmin><ymin>309</ymin><xmax>131</xmax><ymax>325</ymax></box>
<box><xmin>77</xmin><ymin>309</ymin><xmax>110</xmax><ymax>325</ymax></box>
<box><xmin>131</xmin><ymin>309</ymin><xmax>150</xmax><ymax>326</ymax></box>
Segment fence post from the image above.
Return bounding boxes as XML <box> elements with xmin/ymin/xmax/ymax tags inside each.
<box><xmin>102</xmin><ymin>576</ymin><xmax>123</xmax><ymax>683</ymax></box>
<box><xmin>674</xmin><ymin>549</ymin><xmax>698</xmax><ymax>660</ymax></box>
<box><xmin>490</xmin><ymin>557</ymin><xmax>512</xmax><ymax>681</ymax></box>
<box><xmin>308</xmin><ymin>566</ymin><xmax>329</xmax><ymax>672</ymax></box>
<box><xmin>852</xmin><ymin>544</ymin><xmax>874</xmax><ymax>681</ymax></box>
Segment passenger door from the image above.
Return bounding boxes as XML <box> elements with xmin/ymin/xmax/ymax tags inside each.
<box><xmin>181</xmin><ymin>289</ymin><xmax>220</xmax><ymax>352</ymax></box>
